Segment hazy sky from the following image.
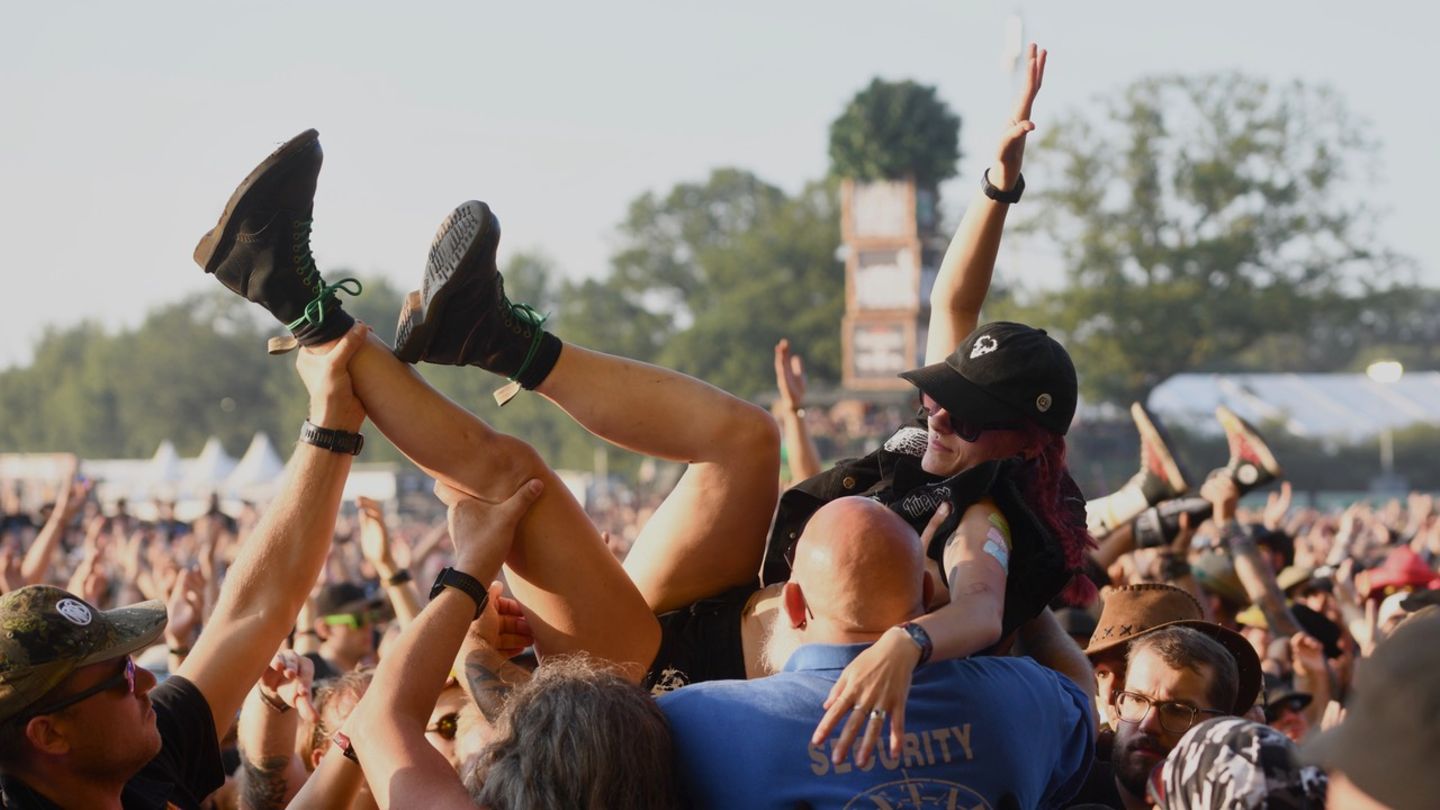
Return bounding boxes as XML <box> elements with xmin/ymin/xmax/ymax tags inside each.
<box><xmin>3</xmin><ymin>1</ymin><xmax>1436</xmax><ymax>369</ymax></box>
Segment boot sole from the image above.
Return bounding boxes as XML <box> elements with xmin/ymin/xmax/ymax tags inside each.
<box><xmin>1215</xmin><ymin>405</ymin><xmax>1284</xmax><ymax>478</ymax></box>
<box><xmin>394</xmin><ymin>201</ymin><xmax>500</xmax><ymax>363</ymax></box>
<box><xmin>1131</xmin><ymin>401</ymin><xmax>1190</xmax><ymax>495</ymax></box>
<box><xmin>193</xmin><ymin>129</ymin><xmax>321</xmax><ymax>273</ymax></box>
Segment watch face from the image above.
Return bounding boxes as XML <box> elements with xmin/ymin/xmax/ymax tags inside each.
<box><xmin>844</xmin><ymin>777</ymin><xmax>990</xmax><ymax>810</ymax></box>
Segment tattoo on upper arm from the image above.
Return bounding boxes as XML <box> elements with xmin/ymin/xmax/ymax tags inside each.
<box><xmin>239</xmin><ymin>755</ymin><xmax>291</xmax><ymax>810</ymax></box>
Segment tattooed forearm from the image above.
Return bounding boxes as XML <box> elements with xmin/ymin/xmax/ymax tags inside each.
<box><xmin>463</xmin><ymin>646</ymin><xmax>530</xmax><ymax>724</ymax></box>
<box><xmin>239</xmin><ymin>754</ymin><xmax>292</xmax><ymax>810</ymax></box>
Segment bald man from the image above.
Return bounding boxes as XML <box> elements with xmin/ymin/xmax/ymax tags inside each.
<box><xmin>657</xmin><ymin>497</ymin><xmax>1095</xmax><ymax>810</ymax></box>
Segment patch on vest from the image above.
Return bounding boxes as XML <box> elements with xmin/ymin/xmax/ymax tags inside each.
<box><xmin>883</xmin><ymin>427</ymin><xmax>929</xmax><ymax>457</ymax></box>
<box><xmin>648</xmin><ymin>666</ymin><xmax>690</xmax><ymax>696</ymax></box>
<box><xmin>896</xmin><ymin>484</ymin><xmax>952</xmax><ymax>521</ymax></box>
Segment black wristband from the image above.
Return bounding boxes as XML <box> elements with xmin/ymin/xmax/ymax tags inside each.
<box><xmin>430</xmin><ymin>567</ymin><xmax>489</xmax><ymax>620</ymax></box>
<box><xmin>982</xmin><ymin>168</ymin><xmax>1025</xmax><ymax>204</ymax></box>
<box><xmin>299</xmin><ymin>419</ymin><xmax>364</xmax><ymax>456</ymax></box>
<box><xmin>259</xmin><ymin>690</ymin><xmax>291</xmax><ymax>714</ymax></box>
<box><xmin>898</xmin><ymin>621</ymin><xmax>934</xmax><ymax>667</ymax></box>
<box><xmin>386</xmin><ymin>569</ymin><xmax>413</xmax><ymax>586</ymax></box>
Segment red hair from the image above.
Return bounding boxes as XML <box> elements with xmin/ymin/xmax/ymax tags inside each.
<box><xmin>1013</xmin><ymin>423</ymin><xmax>1097</xmax><ymax>606</ymax></box>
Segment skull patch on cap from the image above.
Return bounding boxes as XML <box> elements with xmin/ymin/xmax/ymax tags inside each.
<box><xmin>970</xmin><ymin>335</ymin><xmax>999</xmax><ymax>359</ymax></box>
<box><xmin>55</xmin><ymin>598</ymin><xmax>92</xmax><ymax>626</ymax></box>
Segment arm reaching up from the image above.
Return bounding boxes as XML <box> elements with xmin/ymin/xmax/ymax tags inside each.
<box><xmin>348</xmin><ymin>478</ymin><xmax>543</xmax><ymax>810</ymax></box>
<box><xmin>178</xmin><ymin>322</ymin><xmax>370</xmax><ymax>733</ymax></box>
<box><xmin>774</xmin><ymin>339</ymin><xmax>823</xmax><ymax>483</ymax></box>
<box><xmin>926</xmin><ymin>43</ymin><xmax>1047</xmax><ymax>362</ymax></box>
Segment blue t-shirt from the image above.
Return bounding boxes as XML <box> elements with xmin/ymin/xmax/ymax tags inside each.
<box><xmin>658</xmin><ymin>643</ymin><xmax>1094</xmax><ymax>810</ymax></box>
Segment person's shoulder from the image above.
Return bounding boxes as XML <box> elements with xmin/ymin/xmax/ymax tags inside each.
<box><xmin>149</xmin><ymin>673</ymin><xmax>212</xmax><ymax>716</ymax></box>
<box><xmin>659</xmin><ymin>672</ymin><xmax>819</xmax><ymax>720</ymax></box>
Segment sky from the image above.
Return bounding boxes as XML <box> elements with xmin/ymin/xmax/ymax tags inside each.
<box><xmin>3</xmin><ymin>1</ymin><xmax>1437</xmax><ymax>369</ymax></box>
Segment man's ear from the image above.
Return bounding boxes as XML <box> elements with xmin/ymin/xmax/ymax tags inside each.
<box><xmin>313</xmin><ymin>619</ymin><xmax>329</xmax><ymax>641</ymax></box>
<box><xmin>782</xmin><ymin>582</ymin><xmax>808</xmax><ymax>628</ymax></box>
<box><xmin>310</xmin><ymin>745</ymin><xmax>325</xmax><ymax>770</ymax></box>
<box><xmin>25</xmin><ymin>715</ymin><xmax>70</xmax><ymax>756</ymax></box>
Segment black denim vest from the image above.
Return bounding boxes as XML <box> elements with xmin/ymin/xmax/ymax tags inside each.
<box><xmin>762</xmin><ymin>427</ymin><xmax>1082</xmax><ymax>638</ymax></box>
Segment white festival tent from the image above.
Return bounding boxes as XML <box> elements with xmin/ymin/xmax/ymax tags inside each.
<box><xmin>225</xmin><ymin>433</ymin><xmax>286</xmax><ymax>497</ymax></box>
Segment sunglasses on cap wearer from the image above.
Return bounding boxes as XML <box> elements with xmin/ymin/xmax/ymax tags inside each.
<box><xmin>917</xmin><ymin>395</ymin><xmax>1020</xmax><ymax>443</ymax></box>
<box><xmin>426</xmin><ymin>711</ymin><xmax>459</xmax><ymax>741</ymax></box>
<box><xmin>1114</xmin><ymin>690</ymin><xmax>1225</xmax><ymax>735</ymax></box>
<box><xmin>23</xmin><ymin>657</ymin><xmax>137</xmax><ymax>719</ymax></box>
<box><xmin>322</xmin><ymin>609</ymin><xmax>387</xmax><ymax>629</ymax></box>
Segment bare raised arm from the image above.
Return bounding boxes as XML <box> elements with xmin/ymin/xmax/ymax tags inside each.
<box><xmin>775</xmin><ymin>338</ymin><xmax>823</xmax><ymax>483</ymax></box>
<box><xmin>21</xmin><ymin>459</ymin><xmax>87</xmax><ymax>585</ymax></box>
<box><xmin>178</xmin><ymin>323</ymin><xmax>370</xmax><ymax>733</ymax></box>
<box><xmin>925</xmin><ymin>43</ymin><xmax>1047</xmax><ymax>363</ymax></box>
<box><xmin>348</xmin><ymin>479</ymin><xmax>542</xmax><ymax>810</ymax></box>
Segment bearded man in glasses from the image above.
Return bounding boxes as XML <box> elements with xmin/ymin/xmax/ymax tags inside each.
<box><xmin>1109</xmin><ymin>625</ymin><xmax>1241</xmax><ymax>810</ymax></box>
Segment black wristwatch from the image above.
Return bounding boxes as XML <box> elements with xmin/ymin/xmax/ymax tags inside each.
<box><xmin>299</xmin><ymin>419</ymin><xmax>365</xmax><ymax>455</ymax></box>
<box><xmin>981</xmin><ymin>168</ymin><xmax>1025</xmax><ymax>204</ymax></box>
<box><xmin>898</xmin><ymin>621</ymin><xmax>934</xmax><ymax>667</ymax></box>
<box><xmin>430</xmin><ymin>567</ymin><xmax>489</xmax><ymax>619</ymax></box>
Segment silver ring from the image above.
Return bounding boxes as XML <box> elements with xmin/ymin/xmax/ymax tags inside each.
<box><xmin>869</xmin><ymin>708</ymin><xmax>887</xmax><ymax>721</ymax></box>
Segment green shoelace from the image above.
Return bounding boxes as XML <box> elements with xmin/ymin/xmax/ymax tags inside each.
<box><xmin>285</xmin><ymin>219</ymin><xmax>363</xmax><ymax>331</ymax></box>
<box><xmin>505</xmin><ymin>299</ymin><xmax>549</xmax><ymax>382</ymax></box>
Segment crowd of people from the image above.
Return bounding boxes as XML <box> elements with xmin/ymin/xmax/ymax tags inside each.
<box><xmin>2</xmin><ymin>43</ymin><xmax>1436</xmax><ymax>810</ymax></box>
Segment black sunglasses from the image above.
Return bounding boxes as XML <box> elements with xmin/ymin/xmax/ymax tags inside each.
<box><xmin>426</xmin><ymin>711</ymin><xmax>459</xmax><ymax>741</ymax></box>
<box><xmin>26</xmin><ymin>657</ymin><xmax>136</xmax><ymax>718</ymax></box>
<box><xmin>917</xmin><ymin>395</ymin><xmax>1019</xmax><ymax>442</ymax></box>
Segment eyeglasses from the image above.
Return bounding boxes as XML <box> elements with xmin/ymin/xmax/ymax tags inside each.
<box><xmin>1114</xmin><ymin>690</ymin><xmax>1224</xmax><ymax>734</ymax></box>
<box><xmin>26</xmin><ymin>657</ymin><xmax>136</xmax><ymax>718</ymax></box>
<box><xmin>917</xmin><ymin>395</ymin><xmax>1018</xmax><ymax>443</ymax></box>
<box><xmin>426</xmin><ymin>711</ymin><xmax>459</xmax><ymax>741</ymax></box>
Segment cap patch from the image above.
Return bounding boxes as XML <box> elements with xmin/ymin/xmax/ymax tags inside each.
<box><xmin>969</xmin><ymin>335</ymin><xmax>999</xmax><ymax>359</ymax></box>
<box><xmin>55</xmin><ymin>598</ymin><xmax>92</xmax><ymax>626</ymax></box>
<box><xmin>1036</xmin><ymin>393</ymin><xmax>1053</xmax><ymax>413</ymax></box>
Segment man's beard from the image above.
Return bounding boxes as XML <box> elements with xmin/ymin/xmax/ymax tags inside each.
<box><xmin>1110</xmin><ymin>725</ymin><xmax>1168</xmax><ymax>798</ymax></box>
<box><xmin>761</xmin><ymin>617</ymin><xmax>805</xmax><ymax>675</ymax></box>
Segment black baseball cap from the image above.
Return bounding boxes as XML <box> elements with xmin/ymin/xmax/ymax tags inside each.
<box><xmin>899</xmin><ymin>321</ymin><xmax>1077</xmax><ymax>436</ymax></box>
<box><xmin>315</xmin><ymin>582</ymin><xmax>385</xmax><ymax>618</ymax></box>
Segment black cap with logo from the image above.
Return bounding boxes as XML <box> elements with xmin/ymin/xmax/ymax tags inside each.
<box><xmin>899</xmin><ymin>321</ymin><xmax>1078</xmax><ymax>436</ymax></box>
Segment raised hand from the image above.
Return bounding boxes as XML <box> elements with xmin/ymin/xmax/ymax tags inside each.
<box><xmin>165</xmin><ymin>567</ymin><xmax>207</xmax><ymax>651</ymax></box>
<box><xmin>993</xmin><ymin>42</ymin><xmax>1047</xmax><ymax>186</ymax></box>
<box><xmin>355</xmin><ymin>496</ymin><xmax>395</xmax><ymax>572</ymax></box>
<box><xmin>1263</xmin><ymin>481</ymin><xmax>1293</xmax><ymax>531</ymax></box>
<box><xmin>434</xmin><ymin>479</ymin><xmax>545</xmax><ymax>580</ymax></box>
<box><xmin>257</xmin><ymin>648</ymin><xmax>319</xmax><ymax>722</ymax></box>
<box><xmin>1289</xmin><ymin>633</ymin><xmax>1327</xmax><ymax>680</ymax></box>
<box><xmin>774</xmin><ymin>339</ymin><xmax>808</xmax><ymax>413</ymax></box>
<box><xmin>295</xmin><ymin>321</ymin><xmax>370</xmax><ymax>433</ymax></box>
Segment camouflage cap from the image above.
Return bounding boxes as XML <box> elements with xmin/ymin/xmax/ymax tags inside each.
<box><xmin>0</xmin><ymin>585</ymin><xmax>166</xmax><ymax>725</ymax></box>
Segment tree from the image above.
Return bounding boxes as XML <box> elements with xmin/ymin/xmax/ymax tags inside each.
<box><xmin>828</xmin><ymin>78</ymin><xmax>961</xmax><ymax>188</ymax></box>
<box><xmin>603</xmin><ymin>169</ymin><xmax>844</xmax><ymax>398</ymax></box>
<box><xmin>1007</xmin><ymin>73</ymin><xmax>1403</xmax><ymax>404</ymax></box>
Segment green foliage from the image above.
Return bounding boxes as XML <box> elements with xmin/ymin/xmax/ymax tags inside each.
<box><xmin>829</xmin><ymin>78</ymin><xmax>961</xmax><ymax>187</ymax></box>
<box><xmin>1006</xmin><ymin>73</ymin><xmax>1411</xmax><ymax>405</ymax></box>
<box><xmin>604</xmin><ymin>169</ymin><xmax>844</xmax><ymax>398</ymax></box>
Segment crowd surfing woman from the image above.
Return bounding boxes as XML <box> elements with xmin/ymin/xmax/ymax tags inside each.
<box><xmin>762</xmin><ymin>44</ymin><xmax>1097</xmax><ymax>766</ymax></box>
